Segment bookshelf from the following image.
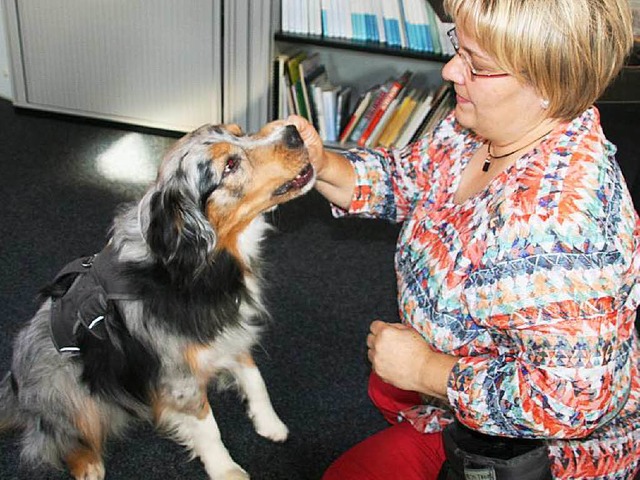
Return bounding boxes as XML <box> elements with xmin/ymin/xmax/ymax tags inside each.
<box><xmin>271</xmin><ymin>0</ymin><xmax>454</xmax><ymax>149</ymax></box>
<box><xmin>274</xmin><ymin>32</ymin><xmax>451</xmax><ymax>63</ymax></box>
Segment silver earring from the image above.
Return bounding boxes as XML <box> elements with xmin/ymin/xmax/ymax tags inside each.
<box><xmin>541</xmin><ymin>99</ymin><xmax>550</xmax><ymax>109</ymax></box>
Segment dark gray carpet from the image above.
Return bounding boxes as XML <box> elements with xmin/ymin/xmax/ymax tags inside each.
<box><xmin>0</xmin><ymin>98</ymin><xmax>638</xmax><ymax>479</ymax></box>
<box><xmin>0</xmin><ymin>99</ymin><xmax>394</xmax><ymax>480</ymax></box>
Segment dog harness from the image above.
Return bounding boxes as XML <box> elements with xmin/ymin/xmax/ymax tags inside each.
<box><xmin>49</xmin><ymin>245</ymin><xmax>138</xmax><ymax>355</ymax></box>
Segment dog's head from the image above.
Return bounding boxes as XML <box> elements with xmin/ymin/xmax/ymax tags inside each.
<box><xmin>144</xmin><ymin>122</ymin><xmax>314</xmax><ymax>279</ymax></box>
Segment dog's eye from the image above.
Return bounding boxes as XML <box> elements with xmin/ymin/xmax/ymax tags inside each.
<box><xmin>223</xmin><ymin>155</ymin><xmax>240</xmax><ymax>175</ymax></box>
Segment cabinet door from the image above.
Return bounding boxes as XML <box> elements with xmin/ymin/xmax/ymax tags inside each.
<box><xmin>6</xmin><ymin>0</ymin><xmax>222</xmax><ymax>131</ymax></box>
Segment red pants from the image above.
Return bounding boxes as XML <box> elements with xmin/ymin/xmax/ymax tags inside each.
<box><xmin>322</xmin><ymin>372</ymin><xmax>446</xmax><ymax>480</ymax></box>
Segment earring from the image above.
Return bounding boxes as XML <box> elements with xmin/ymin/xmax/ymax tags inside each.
<box><xmin>541</xmin><ymin>99</ymin><xmax>550</xmax><ymax>109</ymax></box>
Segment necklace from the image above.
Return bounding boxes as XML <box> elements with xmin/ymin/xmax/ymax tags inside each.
<box><xmin>482</xmin><ymin>129</ymin><xmax>553</xmax><ymax>172</ymax></box>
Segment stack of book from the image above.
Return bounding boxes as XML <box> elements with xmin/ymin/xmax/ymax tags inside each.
<box><xmin>280</xmin><ymin>0</ymin><xmax>455</xmax><ymax>56</ymax></box>
<box><xmin>273</xmin><ymin>51</ymin><xmax>353</xmax><ymax>143</ymax></box>
<box><xmin>339</xmin><ymin>78</ymin><xmax>454</xmax><ymax>149</ymax></box>
<box><xmin>273</xmin><ymin>51</ymin><xmax>455</xmax><ymax>149</ymax></box>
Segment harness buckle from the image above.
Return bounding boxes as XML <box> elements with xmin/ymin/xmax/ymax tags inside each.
<box><xmin>81</xmin><ymin>255</ymin><xmax>96</xmax><ymax>268</ymax></box>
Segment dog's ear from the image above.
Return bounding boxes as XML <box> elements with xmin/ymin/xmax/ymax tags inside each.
<box><xmin>223</xmin><ymin>123</ymin><xmax>244</xmax><ymax>136</ymax></box>
<box><xmin>146</xmin><ymin>181</ymin><xmax>217</xmax><ymax>281</ymax></box>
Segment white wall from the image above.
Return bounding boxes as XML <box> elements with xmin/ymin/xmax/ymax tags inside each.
<box><xmin>0</xmin><ymin>0</ymin><xmax>13</xmax><ymax>100</ymax></box>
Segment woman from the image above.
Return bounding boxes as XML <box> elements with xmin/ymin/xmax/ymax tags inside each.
<box><xmin>287</xmin><ymin>0</ymin><xmax>639</xmax><ymax>478</ymax></box>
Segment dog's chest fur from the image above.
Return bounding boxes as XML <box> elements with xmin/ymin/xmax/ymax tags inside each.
<box><xmin>73</xmin><ymin>214</ymin><xmax>272</xmax><ymax>406</ymax></box>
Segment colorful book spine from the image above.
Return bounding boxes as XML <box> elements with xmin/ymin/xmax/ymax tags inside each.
<box><xmin>357</xmin><ymin>70</ymin><xmax>413</xmax><ymax>146</ymax></box>
<box><xmin>286</xmin><ymin>52</ymin><xmax>309</xmax><ymax>119</ymax></box>
<box><xmin>339</xmin><ymin>90</ymin><xmax>373</xmax><ymax>145</ymax></box>
<box><xmin>348</xmin><ymin>84</ymin><xmax>388</xmax><ymax>143</ymax></box>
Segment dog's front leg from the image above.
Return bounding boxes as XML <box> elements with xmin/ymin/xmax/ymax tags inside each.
<box><xmin>230</xmin><ymin>354</ymin><xmax>289</xmax><ymax>442</ymax></box>
<box><xmin>155</xmin><ymin>386</ymin><xmax>249</xmax><ymax>480</ymax></box>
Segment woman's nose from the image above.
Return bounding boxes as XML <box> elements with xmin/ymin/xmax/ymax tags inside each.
<box><xmin>441</xmin><ymin>54</ymin><xmax>465</xmax><ymax>84</ymax></box>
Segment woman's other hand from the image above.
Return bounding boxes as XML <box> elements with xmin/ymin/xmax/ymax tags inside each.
<box><xmin>367</xmin><ymin>320</ymin><xmax>458</xmax><ymax>401</ymax></box>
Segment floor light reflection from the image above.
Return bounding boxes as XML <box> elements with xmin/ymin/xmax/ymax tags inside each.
<box><xmin>96</xmin><ymin>133</ymin><xmax>158</xmax><ymax>185</ymax></box>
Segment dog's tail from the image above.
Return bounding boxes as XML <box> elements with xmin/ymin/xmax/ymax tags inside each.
<box><xmin>0</xmin><ymin>371</ymin><xmax>21</xmax><ymax>431</ymax></box>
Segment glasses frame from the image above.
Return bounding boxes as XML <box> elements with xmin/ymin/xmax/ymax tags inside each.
<box><xmin>446</xmin><ymin>28</ymin><xmax>510</xmax><ymax>79</ymax></box>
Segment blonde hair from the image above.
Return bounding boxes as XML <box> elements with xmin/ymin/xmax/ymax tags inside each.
<box><xmin>443</xmin><ymin>0</ymin><xmax>634</xmax><ymax>120</ymax></box>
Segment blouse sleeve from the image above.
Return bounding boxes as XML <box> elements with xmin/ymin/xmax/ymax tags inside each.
<box><xmin>447</xmin><ymin>145</ymin><xmax>639</xmax><ymax>439</ymax></box>
<box><xmin>332</xmin><ymin>113</ymin><xmax>459</xmax><ymax>223</ymax></box>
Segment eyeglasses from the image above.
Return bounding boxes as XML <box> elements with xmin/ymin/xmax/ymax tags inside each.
<box><xmin>447</xmin><ymin>28</ymin><xmax>510</xmax><ymax>78</ymax></box>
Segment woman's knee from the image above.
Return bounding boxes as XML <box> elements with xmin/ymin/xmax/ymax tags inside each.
<box><xmin>368</xmin><ymin>371</ymin><xmax>422</xmax><ymax>425</ymax></box>
<box><xmin>322</xmin><ymin>421</ymin><xmax>445</xmax><ymax>480</ymax></box>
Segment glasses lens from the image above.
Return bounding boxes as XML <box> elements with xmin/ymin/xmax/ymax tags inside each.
<box><xmin>448</xmin><ymin>28</ymin><xmax>459</xmax><ymax>51</ymax></box>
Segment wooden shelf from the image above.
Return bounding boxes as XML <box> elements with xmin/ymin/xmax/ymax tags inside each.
<box><xmin>274</xmin><ymin>32</ymin><xmax>451</xmax><ymax>63</ymax></box>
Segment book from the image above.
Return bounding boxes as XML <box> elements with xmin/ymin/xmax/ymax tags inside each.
<box><xmin>356</xmin><ymin>70</ymin><xmax>413</xmax><ymax>147</ymax></box>
<box><xmin>321</xmin><ymin>0</ymin><xmax>331</xmax><ymax>36</ymax></box>
<box><xmin>272</xmin><ymin>53</ymin><xmax>291</xmax><ymax>119</ymax></box>
<box><xmin>285</xmin><ymin>51</ymin><xmax>308</xmax><ymax>118</ymax></box>
<box><xmin>372</xmin><ymin>0</ymin><xmax>386</xmax><ymax>44</ymax></box>
<box><xmin>423</xmin><ymin>0</ymin><xmax>442</xmax><ymax>54</ymax></box>
<box><xmin>364</xmin><ymin>92</ymin><xmax>402</xmax><ymax>147</ymax></box>
<box><xmin>339</xmin><ymin>89</ymin><xmax>373</xmax><ymax>145</ymax></box>
<box><xmin>299</xmin><ymin>53</ymin><xmax>327</xmax><ymax>126</ymax></box>
<box><xmin>281</xmin><ymin>0</ymin><xmax>293</xmax><ymax>33</ymax></box>
<box><xmin>411</xmin><ymin>84</ymin><xmax>455</xmax><ymax>142</ymax></box>
<box><xmin>310</xmin><ymin>74</ymin><xmax>336</xmax><ymax>141</ymax></box>
<box><xmin>400</xmin><ymin>0</ymin><xmax>418</xmax><ymax>50</ymax></box>
<box><xmin>394</xmin><ymin>89</ymin><xmax>435</xmax><ymax>148</ymax></box>
<box><xmin>322</xmin><ymin>85</ymin><xmax>340</xmax><ymax>142</ymax></box>
<box><xmin>311</xmin><ymin>80</ymin><xmax>328</xmax><ymax>140</ymax></box>
<box><xmin>335</xmin><ymin>86</ymin><xmax>353</xmax><ymax>138</ymax></box>
<box><xmin>350</xmin><ymin>0</ymin><xmax>367</xmax><ymax>41</ymax></box>
<box><xmin>434</xmin><ymin>11</ymin><xmax>455</xmax><ymax>56</ymax></box>
<box><xmin>381</xmin><ymin>0</ymin><xmax>404</xmax><ymax>47</ymax></box>
<box><xmin>363</xmin><ymin>0</ymin><xmax>380</xmax><ymax>42</ymax></box>
<box><xmin>377</xmin><ymin>89</ymin><xmax>419</xmax><ymax>147</ymax></box>
<box><xmin>308</xmin><ymin>0</ymin><xmax>323</xmax><ymax>35</ymax></box>
<box><xmin>348</xmin><ymin>83</ymin><xmax>389</xmax><ymax>143</ymax></box>
<box><xmin>418</xmin><ymin>0</ymin><xmax>433</xmax><ymax>52</ymax></box>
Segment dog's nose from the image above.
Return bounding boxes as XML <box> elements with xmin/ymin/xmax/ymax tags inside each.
<box><xmin>284</xmin><ymin>125</ymin><xmax>304</xmax><ymax>149</ymax></box>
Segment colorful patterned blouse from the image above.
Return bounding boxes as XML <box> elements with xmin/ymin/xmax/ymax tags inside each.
<box><xmin>337</xmin><ymin>107</ymin><xmax>640</xmax><ymax>479</ymax></box>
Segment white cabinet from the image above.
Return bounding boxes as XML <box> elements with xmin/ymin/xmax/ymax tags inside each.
<box><xmin>3</xmin><ymin>0</ymin><xmax>275</xmax><ymax>133</ymax></box>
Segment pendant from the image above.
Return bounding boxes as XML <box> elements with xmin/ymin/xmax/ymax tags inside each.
<box><xmin>482</xmin><ymin>157</ymin><xmax>491</xmax><ymax>172</ymax></box>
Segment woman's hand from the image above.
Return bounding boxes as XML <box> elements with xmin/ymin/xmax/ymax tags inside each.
<box><xmin>367</xmin><ymin>320</ymin><xmax>458</xmax><ymax>400</ymax></box>
<box><xmin>286</xmin><ymin>114</ymin><xmax>356</xmax><ymax>210</ymax></box>
<box><xmin>286</xmin><ymin>115</ymin><xmax>327</xmax><ymax>176</ymax></box>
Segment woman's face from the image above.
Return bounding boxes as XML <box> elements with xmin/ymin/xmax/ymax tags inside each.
<box><xmin>442</xmin><ymin>26</ymin><xmax>547</xmax><ymax>142</ymax></box>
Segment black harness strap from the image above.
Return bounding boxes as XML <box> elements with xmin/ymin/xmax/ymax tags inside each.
<box><xmin>48</xmin><ymin>246</ymin><xmax>138</xmax><ymax>355</ymax></box>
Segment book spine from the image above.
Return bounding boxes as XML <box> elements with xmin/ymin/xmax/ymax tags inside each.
<box><xmin>321</xmin><ymin>0</ymin><xmax>330</xmax><ymax>36</ymax></box>
<box><xmin>365</xmin><ymin>95</ymin><xmax>400</xmax><ymax>147</ymax></box>
<box><xmin>357</xmin><ymin>72</ymin><xmax>411</xmax><ymax>146</ymax></box>
<box><xmin>349</xmin><ymin>86</ymin><xmax>387</xmax><ymax>143</ymax></box>
<box><xmin>339</xmin><ymin>91</ymin><xmax>372</xmax><ymax>145</ymax></box>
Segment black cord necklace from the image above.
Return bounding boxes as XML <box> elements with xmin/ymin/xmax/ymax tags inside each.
<box><xmin>482</xmin><ymin>129</ymin><xmax>553</xmax><ymax>172</ymax></box>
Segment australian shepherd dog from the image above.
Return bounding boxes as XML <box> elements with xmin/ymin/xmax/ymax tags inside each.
<box><xmin>0</xmin><ymin>122</ymin><xmax>315</xmax><ymax>480</ymax></box>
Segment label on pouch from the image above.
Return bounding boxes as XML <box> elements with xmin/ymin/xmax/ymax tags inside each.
<box><xmin>464</xmin><ymin>467</ymin><xmax>497</xmax><ymax>480</ymax></box>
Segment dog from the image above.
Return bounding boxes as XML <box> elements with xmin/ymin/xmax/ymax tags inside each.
<box><xmin>0</xmin><ymin>121</ymin><xmax>314</xmax><ymax>480</ymax></box>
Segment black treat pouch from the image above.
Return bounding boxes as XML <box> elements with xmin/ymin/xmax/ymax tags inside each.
<box><xmin>437</xmin><ymin>421</ymin><xmax>552</xmax><ymax>480</ymax></box>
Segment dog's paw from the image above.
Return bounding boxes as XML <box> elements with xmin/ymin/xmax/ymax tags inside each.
<box><xmin>253</xmin><ymin>414</ymin><xmax>289</xmax><ymax>442</ymax></box>
<box><xmin>217</xmin><ymin>467</ymin><xmax>250</xmax><ymax>480</ymax></box>
<box><xmin>72</xmin><ymin>461</ymin><xmax>106</xmax><ymax>480</ymax></box>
